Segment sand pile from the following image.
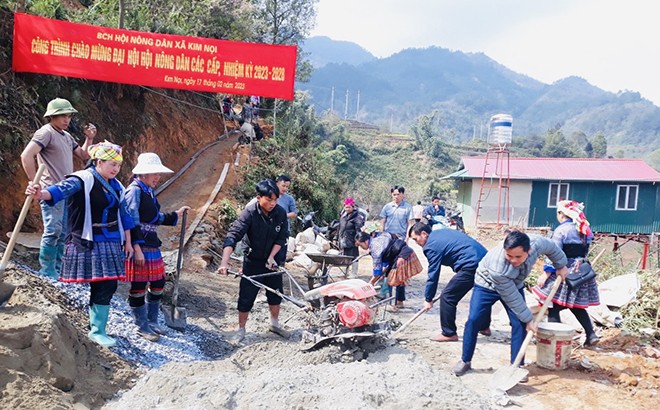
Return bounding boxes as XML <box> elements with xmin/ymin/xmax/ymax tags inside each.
<box><xmin>104</xmin><ymin>341</ymin><xmax>490</xmax><ymax>410</ymax></box>
<box><xmin>0</xmin><ymin>268</ymin><xmax>139</xmax><ymax>409</ymax></box>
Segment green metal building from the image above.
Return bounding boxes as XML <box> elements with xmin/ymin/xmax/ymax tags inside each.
<box><xmin>446</xmin><ymin>157</ymin><xmax>660</xmax><ymax>234</ymax></box>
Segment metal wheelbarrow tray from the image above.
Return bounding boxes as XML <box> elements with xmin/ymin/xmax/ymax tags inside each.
<box><xmin>305</xmin><ymin>253</ymin><xmax>357</xmax><ymax>290</ymax></box>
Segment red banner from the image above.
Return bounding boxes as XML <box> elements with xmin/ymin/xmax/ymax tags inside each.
<box><xmin>12</xmin><ymin>13</ymin><xmax>297</xmax><ymax>100</ymax></box>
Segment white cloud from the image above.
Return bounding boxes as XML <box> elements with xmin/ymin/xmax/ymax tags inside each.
<box><xmin>311</xmin><ymin>0</ymin><xmax>660</xmax><ymax>105</ymax></box>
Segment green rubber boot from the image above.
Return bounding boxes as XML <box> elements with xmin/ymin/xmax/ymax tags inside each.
<box><xmin>380</xmin><ymin>280</ymin><xmax>391</xmax><ymax>300</ymax></box>
<box><xmin>55</xmin><ymin>243</ymin><xmax>65</xmax><ymax>275</ymax></box>
<box><xmin>88</xmin><ymin>304</ymin><xmax>116</xmax><ymax>348</ymax></box>
<box><xmin>38</xmin><ymin>244</ymin><xmax>59</xmax><ymax>279</ymax></box>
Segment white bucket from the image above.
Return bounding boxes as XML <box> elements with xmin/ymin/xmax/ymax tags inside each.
<box><xmin>536</xmin><ymin>322</ymin><xmax>575</xmax><ymax>370</ymax></box>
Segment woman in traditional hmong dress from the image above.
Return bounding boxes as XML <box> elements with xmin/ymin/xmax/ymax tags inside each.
<box><xmin>355</xmin><ymin>231</ymin><xmax>423</xmax><ymax>311</ymax></box>
<box><xmin>533</xmin><ymin>200</ymin><xmax>600</xmax><ymax>346</ymax></box>
<box><xmin>124</xmin><ymin>153</ymin><xmax>189</xmax><ymax>341</ymax></box>
<box><xmin>26</xmin><ymin>141</ymin><xmax>134</xmax><ymax>348</ymax></box>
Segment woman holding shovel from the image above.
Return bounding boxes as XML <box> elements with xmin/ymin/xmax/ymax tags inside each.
<box><xmin>124</xmin><ymin>153</ymin><xmax>190</xmax><ymax>342</ymax></box>
<box><xmin>25</xmin><ymin>141</ymin><xmax>134</xmax><ymax>348</ymax></box>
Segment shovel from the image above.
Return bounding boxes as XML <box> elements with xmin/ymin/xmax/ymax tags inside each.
<box><xmin>0</xmin><ymin>164</ymin><xmax>46</xmax><ymax>306</ymax></box>
<box><xmin>490</xmin><ymin>276</ymin><xmax>563</xmax><ymax>391</ymax></box>
<box><xmin>391</xmin><ymin>294</ymin><xmax>441</xmax><ymax>338</ymax></box>
<box><xmin>162</xmin><ymin>210</ymin><xmax>188</xmax><ymax>330</ymax></box>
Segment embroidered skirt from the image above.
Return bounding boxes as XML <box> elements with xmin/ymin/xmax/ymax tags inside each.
<box><xmin>124</xmin><ymin>247</ymin><xmax>166</xmax><ymax>282</ymax></box>
<box><xmin>532</xmin><ymin>270</ymin><xmax>600</xmax><ymax>309</ymax></box>
<box><xmin>387</xmin><ymin>252</ymin><xmax>424</xmax><ymax>287</ymax></box>
<box><xmin>61</xmin><ymin>241</ymin><xmax>126</xmax><ymax>283</ymax></box>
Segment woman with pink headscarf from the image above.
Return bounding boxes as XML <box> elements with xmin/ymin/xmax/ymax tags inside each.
<box><xmin>338</xmin><ymin>198</ymin><xmax>365</xmax><ymax>278</ymax></box>
<box><xmin>533</xmin><ymin>200</ymin><xmax>600</xmax><ymax>346</ymax></box>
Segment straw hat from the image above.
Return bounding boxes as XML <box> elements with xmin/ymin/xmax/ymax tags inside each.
<box><xmin>131</xmin><ymin>153</ymin><xmax>173</xmax><ymax>174</ymax></box>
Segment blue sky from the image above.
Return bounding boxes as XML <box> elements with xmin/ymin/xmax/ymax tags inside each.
<box><xmin>311</xmin><ymin>0</ymin><xmax>659</xmax><ymax>106</ymax></box>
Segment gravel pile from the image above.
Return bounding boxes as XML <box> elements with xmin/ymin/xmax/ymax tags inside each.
<box><xmin>19</xmin><ymin>263</ymin><xmax>221</xmax><ymax>369</ymax></box>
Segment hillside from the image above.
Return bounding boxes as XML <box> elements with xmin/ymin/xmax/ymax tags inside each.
<box><xmin>297</xmin><ymin>40</ymin><xmax>660</xmax><ymax>158</ymax></box>
<box><xmin>0</xmin><ymin>8</ymin><xmax>226</xmax><ymax>234</ymax></box>
<box><xmin>1</xmin><ymin>7</ymin><xmax>659</xmax><ymax>410</ymax></box>
<box><xmin>304</xmin><ymin>35</ymin><xmax>375</xmax><ymax>68</ymax></box>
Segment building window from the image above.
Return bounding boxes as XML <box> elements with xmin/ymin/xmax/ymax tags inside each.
<box><xmin>616</xmin><ymin>185</ymin><xmax>638</xmax><ymax>211</ymax></box>
<box><xmin>547</xmin><ymin>183</ymin><xmax>569</xmax><ymax>207</ymax></box>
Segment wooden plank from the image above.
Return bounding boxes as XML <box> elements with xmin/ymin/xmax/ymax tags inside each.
<box><xmin>156</xmin><ymin>133</ymin><xmax>228</xmax><ymax>196</ymax></box>
<box><xmin>182</xmin><ymin>163</ymin><xmax>229</xmax><ymax>248</ymax></box>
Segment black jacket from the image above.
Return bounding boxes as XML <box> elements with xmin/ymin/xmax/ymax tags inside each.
<box><xmin>223</xmin><ymin>201</ymin><xmax>288</xmax><ymax>263</ymax></box>
<box><xmin>338</xmin><ymin>210</ymin><xmax>364</xmax><ymax>250</ymax></box>
<box><xmin>381</xmin><ymin>234</ymin><xmax>413</xmax><ymax>264</ymax></box>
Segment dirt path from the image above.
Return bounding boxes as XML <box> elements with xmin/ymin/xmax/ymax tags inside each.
<box><xmin>148</xmin><ymin>145</ymin><xmax>658</xmax><ymax>409</ymax></box>
<box><xmin>155</xmin><ymin>136</ymin><xmax>240</xmax><ymax>251</ymax></box>
<box><xmin>100</xmin><ymin>232</ymin><xmax>659</xmax><ymax>409</ymax></box>
<box><xmin>373</xmin><ymin>241</ymin><xmax>659</xmax><ymax>410</ymax></box>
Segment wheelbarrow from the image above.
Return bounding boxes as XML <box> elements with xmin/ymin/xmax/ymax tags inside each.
<box><xmin>305</xmin><ymin>253</ymin><xmax>363</xmax><ymax>290</ymax></box>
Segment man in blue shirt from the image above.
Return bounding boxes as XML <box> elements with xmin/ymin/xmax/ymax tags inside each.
<box><xmin>275</xmin><ymin>175</ymin><xmax>298</xmax><ymax>264</ymax></box>
<box><xmin>409</xmin><ymin>222</ymin><xmax>489</xmax><ymax>342</ymax></box>
<box><xmin>423</xmin><ymin>196</ymin><xmax>446</xmax><ymax>228</ymax></box>
<box><xmin>378</xmin><ymin>185</ymin><xmax>414</xmax><ymax>309</ymax></box>
<box><xmin>379</xmin><ymin>185</ymin><xmax>413</xmax><ymax>238</ymax></box>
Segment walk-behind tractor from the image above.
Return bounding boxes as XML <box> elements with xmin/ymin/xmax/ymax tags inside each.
<box><xmin>300</xmin><ymin>279</ymin><xmax>394</xmax><ymax>352</ymax></box>
<box><xmin>231</xmin><ymin>269</ymin><xmax>395</xmax><ymax>355</ymax></box>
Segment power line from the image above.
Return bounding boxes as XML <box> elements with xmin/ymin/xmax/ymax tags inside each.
<box><xmin>139</xmin><ymin>86</ymin><xmax>277</xmax><ymax>114</ymax></box>
<box><xmin>139</xmin><ymin>86</ymin><xmax>221</xmax><ymax>114</ymax></box>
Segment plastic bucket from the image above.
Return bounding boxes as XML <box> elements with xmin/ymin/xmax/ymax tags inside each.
<box><xmin>536</xmin><ymin>322</ymin><xmax>575</xmax><ymax>370</ymax></box>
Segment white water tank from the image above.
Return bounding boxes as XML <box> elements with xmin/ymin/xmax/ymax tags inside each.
<box><xmin>488</xmin><ymin>114</ymin><xmax>513</xmax><ymax>146</ymax></box>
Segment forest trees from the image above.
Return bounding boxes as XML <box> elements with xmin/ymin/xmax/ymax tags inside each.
<box><xmin>535</xmin><ymin>128</ymin><xmax>609</xmax><ymax>158</ymax></box>
<box><xmin>590</xmin><ymin>132</ymin><xmax>608</xmax><ymax>157</ymax></box>
<box><xmin>253</xmin><ymin>0</ymin><xmax>319</xmax><ymax>82</ymax></box>
<box><xmin>541</xmin><ymin>129</ymin><xmax>576</xmax><ymax>158</ymax></box>
<box><xmin>253</xmin><ymin>0</ymin><xmax>318</xmax><ymax>45</ymax></box>
<box><xmin>410</xmin><ymin>110</ymin><xmax>454</xmax><ymax>166</ymax></box>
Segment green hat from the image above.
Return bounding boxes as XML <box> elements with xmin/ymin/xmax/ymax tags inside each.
<box><xmin>43</xmin><ymin>98</ymin><xmax>78</xmax><ymax>117</ymax></box>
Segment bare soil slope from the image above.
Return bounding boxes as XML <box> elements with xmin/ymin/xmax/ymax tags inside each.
<box><xmin>0</xmin><ymin>269</ymin><xmax>139</xmax><ymax>409</ymax></box>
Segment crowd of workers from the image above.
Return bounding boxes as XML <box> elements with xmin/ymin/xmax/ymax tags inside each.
<box><xmin>20</xmin><ymin>97</ymin><xmax>600</xmax><ymax>379</ymax></box>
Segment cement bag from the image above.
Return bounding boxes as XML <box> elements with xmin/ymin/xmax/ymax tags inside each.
<box><xmin>526</xmin><ymin>289</ymin><xmax>542</xmax><ymax>315</ymax></box>
<box><xmin>302</xmin><ymin>244</ymin><xmax>322</xmax><ymax>254</ymax></box>
<box><xmin>287</xmin><ymin>237</ymin><xmax>296</xmax><ymax>253</ymax></box>
<box><xmin>298</xmin><ymin>228</ymin><xmax>316</xmax><ymax>245</ymax></box>
<box><xmin>326</xmin><ymin>249</ymin><xmax>340</xmax><ymax>255</ymax></box>
<box><xmin>307</xmin><ymin>262</ymin><xmax>320</xmax><ymax>275</ymax></box>
<box><xmin>292</xmin><ymin>252</ymin><xmax>314</xmax><ymax>270</ymax></box>
<box><xmin>587</xmin><ymin>304</ymin><xmax>623</xmax><ymax>328</ymax></box>
<box><xmin>315</xmin><ymin>235</ymin><xmax>330</xmax><ymax>253</ymax></box>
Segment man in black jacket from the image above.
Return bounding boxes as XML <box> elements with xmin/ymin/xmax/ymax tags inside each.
<box><xmin>217</xmin><ymin>179</ymin><xmax>289</xmax><ymax>342</ymax></box>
